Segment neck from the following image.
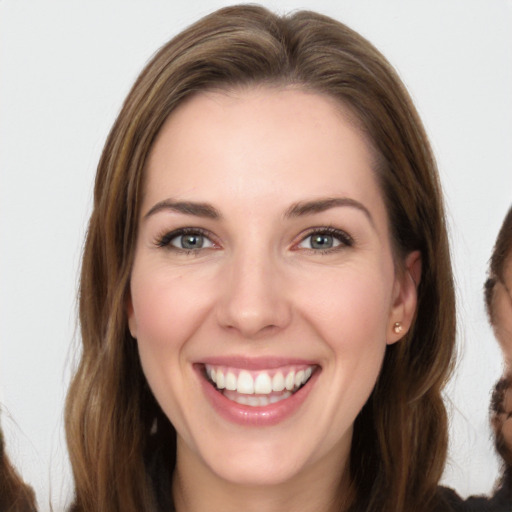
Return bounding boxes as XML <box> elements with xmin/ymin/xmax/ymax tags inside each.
<box><xmin>172</xmin><ymin>439</ymin><xmax>353</xmax><ymax>512</ymax></box>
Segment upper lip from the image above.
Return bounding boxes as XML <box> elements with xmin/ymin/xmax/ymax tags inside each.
<box><xmin>197</xmin><ymin>356</ymin><xmax>318</xmax><ymax>370</ymax></box>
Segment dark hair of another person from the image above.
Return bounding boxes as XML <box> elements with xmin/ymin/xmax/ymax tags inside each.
<box><xmin>490</xmin><ymin>377</ymin><xmax>512</xmax><ymax>500</ymax></box>
<box><xmin>65</xmin><ymin>5</ymin><xmax>456</xmax><ymax>512</ymax></box>
<box><xmin>0</xmin><ymin>425</ymin><xmax>37</xmax><ymax>512</ymax></box>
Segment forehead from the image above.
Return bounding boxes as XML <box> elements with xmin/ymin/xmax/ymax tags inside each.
<box><xmin>143</xmin><ymin>87</ymin><xmax>387</xmax><ymax>227</ymax></box>
<box><xmin>149</xmin><ymin>86</ymin><xmax>370</xmax><ymax>163</ymax></box>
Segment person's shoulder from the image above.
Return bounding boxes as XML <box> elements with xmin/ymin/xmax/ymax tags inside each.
<box><xmin>465</xmin><ymin>483</ymin><xmax>511</xmax><ymax>512</ymax></box>
<box><xmin>434</xmin><ymin>486</ymin><xmax>511</xmax><ymax>512</ymax></box>
<box><xmin>433</xmin><ymin>486</ymin><xmax>468</xmax><ymax>512</ymax></box>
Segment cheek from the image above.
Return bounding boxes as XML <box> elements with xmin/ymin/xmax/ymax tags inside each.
<box><xmin>131</xmin><ymin>266</ymin><xmax>213</xmax><ymax>348</ymax></box>
<box><xmin>130</xmin><ymin>267</ymin><xmax>217</xmax><ymax>430</ymax></box>
<box><xmin>297</xmin><ymin>264</ymin><xmax>393</xmax><ymax>351</ymax></box>
<box><xmin>494</xmin><ymin>297</ymin><xmax>512</xmax><ymax>355</ymax></box>
<box><xmin>502</xmin><ymin>418</ymin><xmax>512</xmax><ymax>450</ymax></box>
<box><xmin>290</xmin><ymin>265</ymin><xmax>392</xmax><ymax>444</ymax></box>
<box><xmin>503</xmin><ymin>388</ymin><xmax>512</xmax><ymax>413</ymax></box>
<box><xmin>293</xmin><ymin>263</ymin><xmax>393</xmax><ymax>418</ymax></box>
<box><xmin>129</xmin><ymin>266</ymin><xmax>215</xmax><ymax>393</ymax></box>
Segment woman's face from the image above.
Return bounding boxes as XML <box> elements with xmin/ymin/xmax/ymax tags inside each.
<box><xmin>128</xmin><ymin>88</ymin><xmax>418</xmax><ymax>487</ymax></box>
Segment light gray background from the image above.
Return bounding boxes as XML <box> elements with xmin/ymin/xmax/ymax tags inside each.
<box><xmin>1</xmin><ymin>1</ymin><xmax>511</xmax><ymax>510</ymax></box>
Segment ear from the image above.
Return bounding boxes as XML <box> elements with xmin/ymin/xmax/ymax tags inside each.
<box><xmin>126</xmin><ymin>292</ymin><xmax>138</xmax><ymax>339</ymax></box>
<box><xmin>387</xmin><ymin>250</ymin><xmax>421</xmax><ymax>345</ymax></box>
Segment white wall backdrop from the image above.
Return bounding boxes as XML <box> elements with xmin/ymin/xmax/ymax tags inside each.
<box><xmin>1</xmin><ymin>1</ymin><xmax>511</xmax><ymax>510</ymax></box>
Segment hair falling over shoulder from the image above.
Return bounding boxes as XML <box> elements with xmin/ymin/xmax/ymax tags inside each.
<box><xmin>65</xmin><ymin>5</ymin><xmax>456</xmax><ymax>512</ymax></box>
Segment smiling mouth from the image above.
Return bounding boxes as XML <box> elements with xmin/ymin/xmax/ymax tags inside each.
<box><xmin>203</xmin><ymin>364</ymin><xmax>316</xmax><ymax>407</ymax></box>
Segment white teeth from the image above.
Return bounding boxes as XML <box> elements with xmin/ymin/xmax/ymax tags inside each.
<box><xmin>272</xmin><ymin>372</ymin><xmax>285</xmax><ymax>392</ymax></box>
<box><xmin>294</xmin><ymin>370</ymin><xmax>305</xmax><ymax>388</ymax></box>
<box><xmin>225</xmin><ymin>371</ymin><xmax>237</xmax><ymax>391</ymax></box>
<box><xmin>258</xmin><ymin>396</ymin><xmax>269</xmax><ymax>406</ymax></box>
<box><xmin>227</xmin><ymin>390</ymin><xmax>292</xmax><ymax>406</ymax></box>
<box><xmin>247</xmin><ymin>396</ymin><xmax>260</xmax><ymax>406</ymax></box>
<box><xmin>216</xmin><ymin>371</ymin><xmax>225</xmax><ymax>389</ymax></box>
<box><xmin>235</xmin><ymin>394</ymin><xmax>248</xmax><ymax>405</ymax></box>
<box><xmin>237</xmin><ymin>370</ymin><xmax>254</xmax><ymax>394</ymax></box>
<box><xmin>206</xmin><ymin>365</ymin><xmax>314</xmax><ymax>395</ymax></box>
<box><xmin>254</xmin><ymin>373</ymin><xmax>272</xmax><ymax>394</ymax></box>
<box><xmin>285</xmin><ymin>371</ymin><xmax>295</xmax><ymax>391</ymax></box>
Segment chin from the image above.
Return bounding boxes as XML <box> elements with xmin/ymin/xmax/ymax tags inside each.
<box><xmin>206</xmin><ymin>454</ymin><xmax>306</xmax><ymax>487</ymax></box>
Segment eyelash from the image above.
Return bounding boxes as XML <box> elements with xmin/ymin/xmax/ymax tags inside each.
<box><xmin>154</xmin><ymin>227</ymin><xmax>217</xmax><ymax>254</ymax></box>
<box><xmin>153</xmin><ymin>226</ymin><xmax>354</xmax><ymax>254</ymax></box>
<box><xmin>295</xmin><ymin>227</ymin><xmax>354</xmax><ymax>253</ymax></box>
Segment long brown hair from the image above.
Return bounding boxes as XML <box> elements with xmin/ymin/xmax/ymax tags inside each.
<box><xmin>65</xmin><ymin>5</ymin><xmax>456</xmax><ymax>511</ymax></box>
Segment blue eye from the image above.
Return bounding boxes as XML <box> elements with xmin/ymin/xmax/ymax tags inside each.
<box><xmin>308</xmin><ymin>233</ymin><xmax>337</xmax><ymax>249</ymax></box>
<box><xmin>156</xmin><ymin>229</ymin><xmax>215</xmax><ymax>251</ymax></box>
<box><xmin>297</xmin><ymin>228</ymin><xmax>352</xmax><ymax>251</ymax></box>
<box><xmin>171</xmin><ymin>233</ymin><xmax>210</xmax><ymax>250</ymax></box>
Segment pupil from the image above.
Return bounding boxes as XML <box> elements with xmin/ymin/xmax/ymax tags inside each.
<box><xmin>311</xmin><ymin>234</ymin><xmax>333</xmax><ymax>249</ymax></box>
<box><xmin>182</xmin><ymin>234</ymin><xmax>203</xmax><ymax>249</ymax></box>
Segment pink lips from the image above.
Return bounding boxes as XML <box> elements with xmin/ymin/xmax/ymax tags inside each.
<box><xmin>196</xmin><ymin>358</ymin><xmax>319</xmax><ymax>427</ymax></box>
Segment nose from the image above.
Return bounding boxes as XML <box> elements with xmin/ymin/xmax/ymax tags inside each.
<box><xmin>215</xmin><ymin>250</ymin><xmax>292</xmax><ymax>339</ymax></box>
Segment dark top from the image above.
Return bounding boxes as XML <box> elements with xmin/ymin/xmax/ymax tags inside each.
<box><xmin>437</xmin><ymin>486</ymin><xmax>510</xmax><ymax>512</ymax></box>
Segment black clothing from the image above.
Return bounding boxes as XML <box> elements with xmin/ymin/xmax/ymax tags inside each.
<box><xmin>437</xmin><ymin>485</ymin><xmax>511</xmax><ymax>512</ymax></box>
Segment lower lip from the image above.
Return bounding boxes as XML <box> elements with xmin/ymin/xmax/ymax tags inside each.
<box><xmin>197</xmin><ymin>367</ymin><xmax>318</xmax><ymax>427</ymax></box>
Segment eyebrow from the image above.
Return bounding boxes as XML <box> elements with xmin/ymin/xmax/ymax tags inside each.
<box><xmin>284</xmin><ymin>197</ymin><xmax>374</xmax><ymax>226</ymax></box>
<box><xmin>144</xmin><ymin>199</ymin><xmax>221</xmax><ymax>220</ymax></box>
<box><xmin>143</xmin><ymin>196</ymin><xmax>374</xmax><ymax>225</ymax></box>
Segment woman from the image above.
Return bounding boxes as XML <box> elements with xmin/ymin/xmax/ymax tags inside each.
<box><xmin>65</xmin><ymin>5</ymin><xmax>457</xmax><ymax>512</ymax></box>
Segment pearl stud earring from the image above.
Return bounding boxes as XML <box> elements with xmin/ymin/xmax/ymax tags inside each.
<box><xmin>393</xmin><ymin>322</ymin><xmax>403</xmax><ymax>334</ymax></box>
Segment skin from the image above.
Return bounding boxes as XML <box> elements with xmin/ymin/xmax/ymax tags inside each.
<box><xmin>502</xmin><ymin>387</ymin><xmax>512</xmax><ymax>452</ymax></box>
<box><xmin>128</xmin><ymin>87</ymin><xmax>419</xmax><ymax>512</ymax></box>
<box><xmin>493</xmin><ymin>259</ymin><xmax>512</xmax><ymax>369</ymax></box>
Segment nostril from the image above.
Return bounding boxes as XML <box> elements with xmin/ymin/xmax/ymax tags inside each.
<box><xmin>220</xmin><ymin>320</ymin><xmax>282</xmax><ymax>339</ymax></box>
